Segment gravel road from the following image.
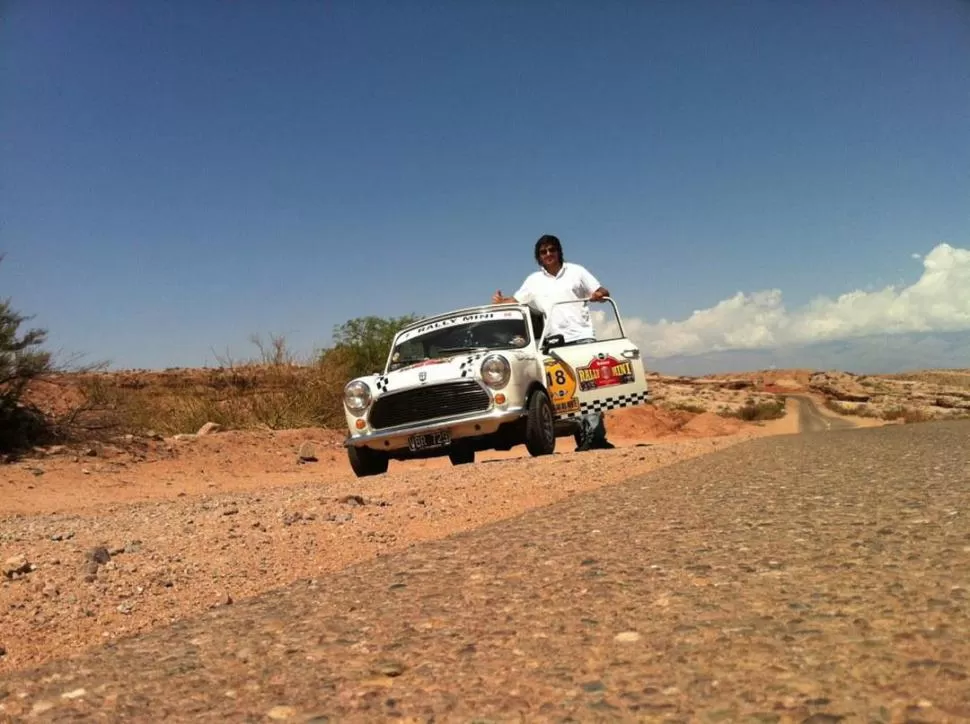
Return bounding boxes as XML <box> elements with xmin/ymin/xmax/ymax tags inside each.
<box><xmin>2</xmin><ymin>420</ymin><xmax>968</xmax><ymax>723</ymax></box>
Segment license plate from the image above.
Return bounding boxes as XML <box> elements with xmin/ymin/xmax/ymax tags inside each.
<box><xmin>407</xmin><ymin>430</ymin><xmax>451</xmax><ymax>451</ymax></box>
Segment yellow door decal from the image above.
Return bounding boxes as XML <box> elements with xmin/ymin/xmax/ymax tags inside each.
<box><xmin>544</xmin><ymin>358</ymin><xmax>579</xmax><ymax>414</ymax></box>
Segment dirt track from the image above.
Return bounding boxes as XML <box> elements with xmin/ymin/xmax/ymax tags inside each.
<box><xmin>2</xmin><ymin>419</ymin><xmax>968</xmax><ymax>722</ymax></box>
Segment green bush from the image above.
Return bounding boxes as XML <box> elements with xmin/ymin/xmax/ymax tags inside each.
<box><xmin>319</xmin><ymin>314</ymin><xmax>420</xmax><ymax>379</ymax></box>
<box><xmin>0</xmin><ymin>293</ymin><xmax>53</xmax><ymax>452</ymax></box>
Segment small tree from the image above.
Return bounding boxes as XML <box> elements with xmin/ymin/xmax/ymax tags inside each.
<box><xmin>320</xmin><ymin>314</ymin><xmax>420</xmax><ymax>379</ymax></box>
<box><xmin>0</xmin><ymin>295</ymin><xmax>53</xmax><ymax>452</ymax></box>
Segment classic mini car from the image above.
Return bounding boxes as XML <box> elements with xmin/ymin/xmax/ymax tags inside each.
<box><xmin>341</xmin><ymin>299</ymin><xmax>650</xmax><ymax>477</ymax></box>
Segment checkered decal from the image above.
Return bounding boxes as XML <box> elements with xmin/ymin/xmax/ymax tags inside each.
<box><xmin>561</xmin><ymin>390</ymin><xmax>650</xmax><ymax>419</ymax></box>
<box><xmin>375</xmin><ymin>375</ymin><xmax>389</xmax><ymax>393</ymax></box>
<box><xmin>458</xmin><ymin>353</ymin><xmax>485</xmax><ymax>378</ymax></box>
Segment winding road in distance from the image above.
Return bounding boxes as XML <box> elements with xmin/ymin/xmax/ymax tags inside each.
<box><xmin>788</xmin><ymin>393</ymin><xmax>858</xmax><ymax>432</ymax></box>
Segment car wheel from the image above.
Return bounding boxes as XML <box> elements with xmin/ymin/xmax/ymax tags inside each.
<box><xmin>347</xmin><ymin>445</ymin><xmax>389</xmax><ymax>477</ymax></box>
<box><xmin>525</xmin><ymin>389</ymin><xmax>556</xmax><ymax>456</ymax></box>
<box><xmin>448</xmin><ymin>443</ymin><xmax>475</xmax><ymax>466</ymax></box>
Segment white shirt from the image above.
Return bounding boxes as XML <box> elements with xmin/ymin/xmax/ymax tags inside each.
<box><xmin>513</xmin><ymin>262</ymin><xmax>602</xmax><ymax>342</ymax></box>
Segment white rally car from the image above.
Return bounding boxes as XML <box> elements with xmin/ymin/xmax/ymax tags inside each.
<box><xmin>341</xmin><ymin>299</ymin><xmax>649</xmax><ymax>477</ymax></box>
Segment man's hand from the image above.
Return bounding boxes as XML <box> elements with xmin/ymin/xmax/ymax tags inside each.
<box><xmin>589</xmin><ymin>287</ymin><xmax>610</xmax><ymax>302</ymax></box>
<box><xmin>492</xmin><ymin>290</ymin><xmax>512</xmax><ymax>304</ymax></box>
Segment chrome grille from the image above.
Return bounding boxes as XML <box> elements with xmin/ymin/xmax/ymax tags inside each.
<box><xmin>369</xmin><ymin>380</ymin><xmax>491</xmax><ymax>430</ymax></box>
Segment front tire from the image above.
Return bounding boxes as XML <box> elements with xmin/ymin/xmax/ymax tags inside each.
<box><xmin>347</xmin><ymin>446</ymin><xmax>389</xmax><ymax>477</ymax></box>
<box><xmin>525</xmin><ymin>389</ymin><xmax>556</xmax><ymax>457</ymax></box>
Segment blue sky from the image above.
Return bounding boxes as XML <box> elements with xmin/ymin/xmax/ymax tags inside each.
<box><xmin>2</xmin><ymin>0</ymin><xmax>968</xmax><ymax>370</ymax></box>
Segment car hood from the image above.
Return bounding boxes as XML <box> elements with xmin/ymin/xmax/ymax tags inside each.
<box><xmin>375</xmin><ymin>352</ymin><xmax>489</xmax><ymax>394</ymax></box>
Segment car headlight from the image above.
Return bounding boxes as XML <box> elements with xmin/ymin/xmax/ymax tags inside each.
<box><xmin>344</xmin><ymin>380</ymin><xmax>372</xmax><ymax>414</ymax></box>
<box><xmin>480</xmin><ymin>354</ymin><xmax>511</xmax><ymax>389</ymax></box>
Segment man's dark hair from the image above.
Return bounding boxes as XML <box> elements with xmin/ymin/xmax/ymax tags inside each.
<box><xmin>534</xmin><ymin>234</ymin><xmax>564</xmax><ymax>265</ymax></box>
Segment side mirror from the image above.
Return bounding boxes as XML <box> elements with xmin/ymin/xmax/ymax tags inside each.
<box><xmin>541</xmin><ymin>334</ymin><xmax>565</xmax><ymax>354</ymax></box>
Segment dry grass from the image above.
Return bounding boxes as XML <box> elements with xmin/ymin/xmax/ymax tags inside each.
<box><xmin>32</xmin><ymin>336</ymin><xmax>356</xmax><ymax>439</ymax></box>
<box><xmin>74</xmin><ymin>361</ymin><xmax>350</xmax><ymax>436</ymax></box>
<box><xmin>825</xmin><ymin>399</ymin><xmax>940</xmax><ymax>424</ymax></box>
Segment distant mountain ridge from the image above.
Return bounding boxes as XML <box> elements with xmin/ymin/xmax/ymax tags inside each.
<box><xmin>645</xmin><ymin>330</ymin><xmax>970</xmax><ymax>376</ymax></box>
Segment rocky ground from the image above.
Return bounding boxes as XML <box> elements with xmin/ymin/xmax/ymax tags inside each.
<box><xmin>2</xmin><ymin>419</ymin><xmax>968</xmax><ymax>723</ymax></box>
<box><xmin>808</xmin><ymin>369</ymin><xmax>970</xmax><ymax>421</ymax></box>
<box><xmin>1</xmin><ymin>398</ymin><xmax>805</xmax><ymax>676</ymax></box>
<box><xmin>649</xmin><ymin>367</ymin><xmax>970</xmax><ymax>423</ymax></box>
<box><xmin>6</xmin><ymin>364</ymin><xmax>963</xmax><ymax>679</ymax></box>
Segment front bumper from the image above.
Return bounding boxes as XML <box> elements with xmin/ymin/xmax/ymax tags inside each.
<box><xmin>345</xmin><ymin>405</ymin><xmax>527</xmax><ymax>451</ymax></box>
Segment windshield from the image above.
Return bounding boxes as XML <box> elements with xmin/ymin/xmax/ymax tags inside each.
<box><xmin>388</xmin><ymin>310</ymin><xmax>531</xmax><ymax>372</ymax></box>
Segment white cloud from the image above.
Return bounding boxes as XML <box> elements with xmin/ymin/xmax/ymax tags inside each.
<box><xmin>595</xmin><ymin>243</ymin><xmax>970</xmax><ymax>359</ymax></box>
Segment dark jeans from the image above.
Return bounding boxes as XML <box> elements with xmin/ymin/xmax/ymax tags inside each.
<box><xmin>571</xmin><ymin>337</ymin><xmax>609</xmax><ymax>447</ymax></box>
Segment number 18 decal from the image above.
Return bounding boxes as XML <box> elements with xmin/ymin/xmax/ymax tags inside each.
<box><xmin>543</xmin><ymin>358</ymin><xmax>579</xmax><ymax>414</ymax></box>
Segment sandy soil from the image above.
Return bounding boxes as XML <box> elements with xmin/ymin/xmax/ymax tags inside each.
<box><xmin>0</xmin><ymin>403</ymin><xmax>808</xmax><ymax>674</ymax></box>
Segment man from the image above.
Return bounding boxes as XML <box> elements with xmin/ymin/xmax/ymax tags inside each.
<box><xmin>492</xmin><ymin>234</ymin><xmax>614</xmax><ymax>451</ymax></box>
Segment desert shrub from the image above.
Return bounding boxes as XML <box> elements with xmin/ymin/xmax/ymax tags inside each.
<box><xmin>666</xmin><ymin>402</ymin><xmax>708</xmax><ymax>414</ymax></box>
<box><xmin>0</xmin><ymin>290</ymin><xmax>55</xmax><ymax>453</ymax></box>
<box><xmin>824</xmin><ymin>399</ymin><xmax>848</xmax><ymax>414</ymax></box>
<box><xmin>723</xmin><ymin>398</ymin><xmax>786</xmax><ymax>421</ymax></box>
<box><xmin>881</xmin><ymin>405</ymin><xmax>932</xmax><ymax>424</ymax></box>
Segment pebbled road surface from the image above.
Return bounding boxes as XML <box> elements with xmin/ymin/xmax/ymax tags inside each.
<box><xmin>2</xmin><ymin>421</ymin><xmax>969</xmax><ymax>723</ymax></box>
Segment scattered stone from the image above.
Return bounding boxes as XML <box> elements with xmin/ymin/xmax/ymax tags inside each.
<box><xmin>61</xmin><ymin>688</ymin><xmax>87</xmax><ymax>700</ymax></box>
<box><xmin>0</xmin><ymin>644</ymin><xmax>6</xmax><ymax>657</ymax></box>
<box><xmin>117</xmin><ymin>602</ymin><xmax>134</xmax><ymax>615</ymax></box>
<box><xmin>614</xmin><ymin>631</ymin><xmax>641</xmax><ymax>643</ymax></box>
<box><xmin>51</xmin><ymin>531</ymin><xmax>75</xmax><ymax>542</ymax></box>
<box><xmin>28</xmin><ymin>467</ymin><xmax>45</xmax><ymax>477</ymax></box>
<box><xmin>3</xmin><ymin>555</ymin><xmax>31</xmax><ymax>579</ymax></box>
<box><xmin>222</xmin><ymin>506</ymin><xmax>239</xmax><ymax>516</ymax></box>
<box><xmin>339</xmin><ymin>494</ymin><xmax>366</xmax><ymax>506</ymax></box>
<box><xmin>281</xmin><ymin>511</ymin><xmax>303</xmax><ymax>526</ymax></box>
<box><xmin>124</xmin><ymin>540</ymin><xmax>143</xmax><ymax>554</ymax></box>
<box><xmin>297</xmin><ymin>441</ymin><xmax>318</xmax><ymax>463</ymax></box>
<box><xmin>86</xmin><ymin>547</ymin><xmax>111</xmax><ymax>565</ymax></box>
<box><xmin>372</xmin><ymin>660</ymin><xmax>406</xmax><ymax>677</ymax></box>
<box><xmin>197</xmin><ymin>422</ymin><xmax>223</xmax><ymax>436</ymax></box>
<box><xmin>31</xmin><ymin>701</ymin><xmax>55</xmax><ymax>716</ymax></box>
<box><xmin>266</xmin><ymin>706</ymin><xmax>297</xmax><ymax>720</ymax></box>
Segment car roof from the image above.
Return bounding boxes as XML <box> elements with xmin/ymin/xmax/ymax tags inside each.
<box><xmin>396</xmin><ymin>303</ymin><xmax>529</xmax><ymax>335</ymax></box>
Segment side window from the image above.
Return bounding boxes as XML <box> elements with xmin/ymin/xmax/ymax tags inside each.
<box><xmin>590</xmin><ymin>302</ymin><xmax>624</xmax><ymax>341</ymax></box>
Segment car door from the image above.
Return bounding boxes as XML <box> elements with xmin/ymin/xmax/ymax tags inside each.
<box><xmin>540</xmin><ymin>299</ymin><xmax>649</xmax><ymax>420</ymax></box>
